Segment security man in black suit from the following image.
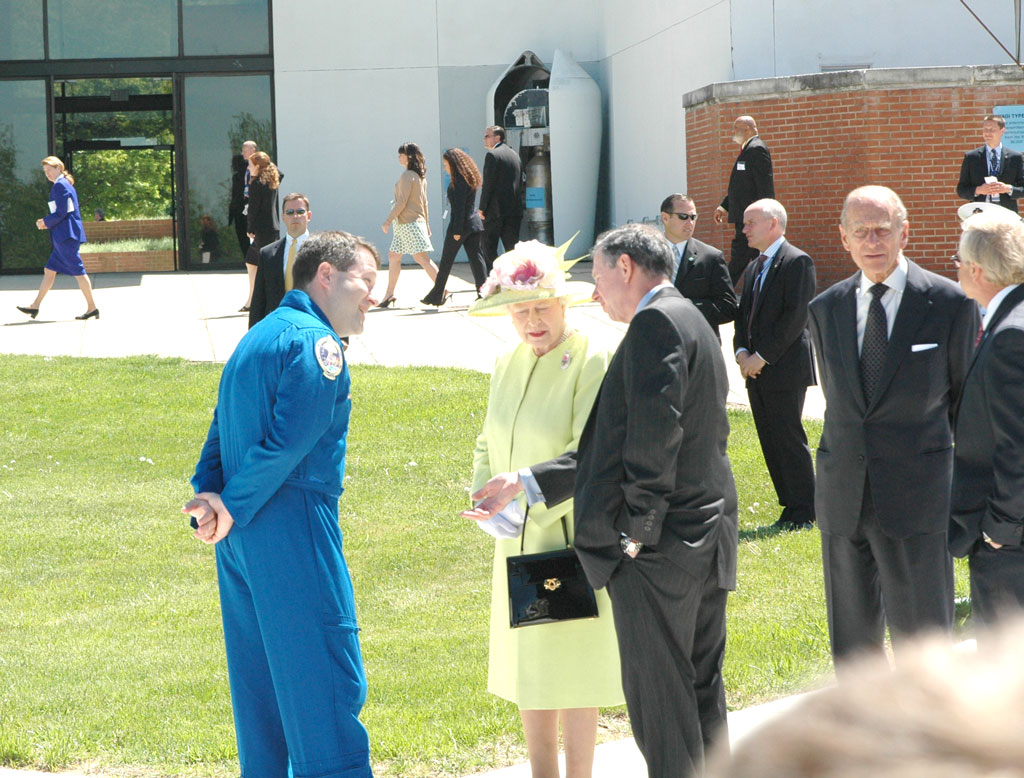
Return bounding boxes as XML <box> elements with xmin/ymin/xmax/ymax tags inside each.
<box><xmin>228</xmin><ymin>140</ymin><xmax>257</xmax><ymax>261</ymax></box>
<box><xmin>478</xmin><ymin>125</ymin><xmax>522</xmax><ymax>269</ymax></box>
<box><xmin>810</xmin><ymin>186</ymin><xmax>978</xmax><ymax>665</ymax></box>
<box><xmin>714</xmin><ymin>116</ymin><xmax>775</xmax><ymax>284</ymax></box>
<box><xmin>660</xmin><ymin>193</ymin><xmax>737</xmax><ymax>340</ymax></box>
<box><xmin>734</xmin><ymin>198</ymin><xmax>817</xmax><ymax>531</ymax></box>
<box><xmin>951</xmin><ymin>209</ymin><xmax>1024</xmax><ymax>626</ymax></box>
<box><xmin>249</xmin><ymin>193</ymin><xmax>312</xmax><ymax>329</ymax></box>
<box><xmin>957</xmin><ymin>115</ymin><xmax>1024</xmax><ymax>214</ymax></box>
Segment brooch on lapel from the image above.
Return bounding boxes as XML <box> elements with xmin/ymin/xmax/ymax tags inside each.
<box><xmin>561</xmin><ymin>351</ymin><xmax>571</xmax><ymax>370</ymax></box>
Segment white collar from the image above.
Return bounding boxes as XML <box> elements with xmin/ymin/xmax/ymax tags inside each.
<box><xmin>858</xmin><ymin>254</ymin><xmax>908</xmax><ymax>295</ymax></box>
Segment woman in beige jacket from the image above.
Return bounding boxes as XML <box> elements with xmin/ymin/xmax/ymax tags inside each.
<box><xmin>379</xmin><ymin>142</ymin><xmax>439</xmax><ymax>306</ymax></box>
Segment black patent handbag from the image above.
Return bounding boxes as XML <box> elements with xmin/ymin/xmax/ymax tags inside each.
<box><xmin>506</xmin><ymin>508</ymin><xmax>599</xmax><ymax>628</ymax></box>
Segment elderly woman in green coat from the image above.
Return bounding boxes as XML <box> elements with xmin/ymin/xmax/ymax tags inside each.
<box><xmin>464</xmin><ymin>239</ymin><xmax>624</xmax><ymax>778</ymax></box>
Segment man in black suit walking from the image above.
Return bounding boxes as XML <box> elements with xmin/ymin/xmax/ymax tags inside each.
<box><xmin>660</xmin><ymin>193</ymin><xmax>737</xmax><ymax>339</ymax></box>
<box><xmin>735</xmin><ymin>199</ymin><xmax>817</xmax><ymax>530</ymax></box>
<box><xmin>950</xmin><ymin>210</ymin><xmax>1024</xmax><ymax>626</ymax></box>
<box><xmin>957</xmin><ymin>115</ymin><xmax>1024</xmax><ymax>214</ymax></box>
<box><xmin>249</xmin><ymin>193</ymin><xmax>312</xmax><ymax>328</ymax></box>
<box><xmin>809</xmin><ymin>186</ymin><xmax>979</xmax><ymax>666</ymax></box>
<box><xmin>714</xmin><ymin>116</ymin><xmax>775</xmax><ymax>284</ymax></box>
<box><xmin>468</xmin><ymin>224</ymin><xmax>738</xmax><ymax>777</ymax></box>
<box><xmin>478</xmin><ymin>125</ymin><xmax>522</xmax><ymax>269</ymax></box>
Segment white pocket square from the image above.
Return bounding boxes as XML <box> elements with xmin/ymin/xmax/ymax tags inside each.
<box><xmin>911</xmin><ymin>343</ymin><xmax>938</xmax><ymax>352</ymax></box>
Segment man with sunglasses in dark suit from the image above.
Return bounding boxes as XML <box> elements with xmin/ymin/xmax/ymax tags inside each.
<box><xmin>661</xmin><ymin>193</ymin><xmax>737</xmax><ymax>340</ymax></box>
<box><xmin>250</xmin><ymin>193</ymin><xmax>313</xmax><ymax>328</ymax></box>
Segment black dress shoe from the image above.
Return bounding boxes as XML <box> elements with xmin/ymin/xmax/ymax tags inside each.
<box><xmin>75</xmin><ymin>308</ymin><xmax>100</xmax><ymax>320</ymax></box>
<box><xmin>16</xmin><ymin>306</ymin><xmax>39</xmax><ymax>319</ymax></box>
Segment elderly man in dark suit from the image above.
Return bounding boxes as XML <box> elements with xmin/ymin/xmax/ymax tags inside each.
<box><xmin>478</xmin><ymin>125</ymin><xmax>522</xmax><ymax>269</ymax></box>
<box><xmin>957</xmin><ymin>115</ymin><xmax>1024</xmax><ymax>214</ymax></box>
<box><xmin>468</xmin><ymin>224</ymin><xmax>738</xmax><ymax>778</ymax></box>
<box><xmin>734</xmin><ymin>198</ymin><xmax>817</xmax><ymax>530</ymax></box>
<box><xmin>950</xmin><ymin>210</ymin><xmax>1024</xmax><ymax>626</ymax></box>
<box><xmin>714</xmin><ymin>116</ymin><xmax>775</xmax><ymax>284</ymax></box>
<box><xmin>809</xmin><ymin>186</ymin><xmax>979</xmax><ymax>666</ymax></box>
<box><xmin>249</xmin><ymin>193</ymin><xmax>312</xmax><ymax>328</ymax></box>
<box><xmin>660</xmin><ymin>193</ymin><xmax>737</xmax><ymax>340</ymax></box>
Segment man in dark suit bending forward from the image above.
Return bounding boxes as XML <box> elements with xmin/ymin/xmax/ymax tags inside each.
<box><xmin>467</xmin><ymin>224</ymin><xmax>738</xmax><ymax>778</ymax></box>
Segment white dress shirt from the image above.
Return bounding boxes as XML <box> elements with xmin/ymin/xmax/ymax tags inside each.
<box><xmin>856</xmin><ymin>254</ymin><xmax>908</xmax><ymax>354</ymax></box>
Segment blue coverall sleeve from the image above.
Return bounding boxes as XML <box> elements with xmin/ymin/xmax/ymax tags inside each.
<box><xmin>191</xmin><ymin>406</ymin><xmax>225</xmax><ymax>494</ymax></box>
<box><xmin>219</xmin><ymin>333</ymin><xmax>343</xmax><ymax>527</ymax></box>
<box><xmin>43</xmin><ymin>179</ymin><xmax>73</xmax><ymax>230</ymax></box>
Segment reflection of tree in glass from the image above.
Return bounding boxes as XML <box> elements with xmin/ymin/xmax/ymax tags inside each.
<box><xmin>227</xmin><ymin>112</ymin><xmax>273</xmax><ymax>160</ymax></box>
<box><xmin>0</xmin><ymin>124</ymin><xmax>53</xmax><ymax>270</ymax></box>
<box><xmin>75</xmin><ymin>149</ymin><xmax>173</xmax><ymax>220</ymax></box>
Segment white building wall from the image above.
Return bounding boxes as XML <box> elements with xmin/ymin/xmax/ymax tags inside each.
<box><xmin>731</xmin><ymin>0</ymin><xmax>1017</xmax><ymax>79</ymax></box>
<box><xmin>598</xmin><ymin>0</ymin><xmax>733</xmax><ymax>226</ymax></box>
<box><xmin>273</xmin><ymin>0</ymin><xmax>599</xmax><ymax>257</ymax></box>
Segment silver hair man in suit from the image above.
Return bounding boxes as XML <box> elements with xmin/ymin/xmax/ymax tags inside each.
<box><xmin>950</xmin><ymin>210</ymin><xmax>1024</xmax><ymax>626</ymax></box>
<box><xmin>467</xmin><ymin>224</ymin><xmax>738</xmax><ymax>778</ymax></box>
<box><xmin>808</xmin><ymin>185</ymin><xmax>979</xmax><ymax>667</ymax></box>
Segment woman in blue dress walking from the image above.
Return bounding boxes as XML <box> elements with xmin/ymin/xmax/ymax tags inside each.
<box><xmin>17</xmin><ymin>156</ymin><xmax>99</xmax><ymax>320</ymax></box>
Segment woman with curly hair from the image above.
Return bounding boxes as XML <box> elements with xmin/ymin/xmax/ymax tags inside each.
<box><xmin>242</xmin><ymin>151</ymin><xmax>282</xmax><ymax>312</ymax></box>
<box><xmin>378</xmin><ymin>142</ymin><xmax>438</xmax><ymax>307</ymax></box>
<box><xmin>421</xmin><ymin>147</ymin><xmax>487</xmax><ymax>307</ymax></box>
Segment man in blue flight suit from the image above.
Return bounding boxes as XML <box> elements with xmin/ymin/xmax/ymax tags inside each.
<box><xmin>184</xmin><ymin>230</ymin><xmax>379</xmax><ymax>778</ymax></box>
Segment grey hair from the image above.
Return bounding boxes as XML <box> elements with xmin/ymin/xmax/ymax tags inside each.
<box><xmin>959</xmin><ymin>213</ymin><xmax>1024</xmax><ymax>287</ymax></box>
<box><xmin>748</xmin><ymin>198</ymin><xmax>788</xmax><ymax>232</ymax></box>
<box><xmin>592</xmin><ymin>223</ymin><xmax>674</xmax><ymax>280</ymax></box>
<box><xmin>840</xmin><ymin>185</ymin><xmax>907</xmax><ymax>229</ymax></box>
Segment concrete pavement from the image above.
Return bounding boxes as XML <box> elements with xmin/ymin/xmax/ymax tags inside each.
<box><xmin>0</xmin><ymin>263</ymin><xmax>826</xmax><ymax>778</ymax></box>
<box><xmin>0</xmin><ymin>264</ymin><xmax>825</xmax><ymax>419</ymax></box>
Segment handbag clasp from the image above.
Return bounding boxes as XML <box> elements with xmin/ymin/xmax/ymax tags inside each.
<box><xmin>544</xmin><ymin>577</ymin><xmax>562</xmax><ymax>591</ymax></box>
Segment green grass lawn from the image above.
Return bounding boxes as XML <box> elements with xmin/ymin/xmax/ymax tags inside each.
<box><xmin>0</xmin><ymin>356</ymin><xmax>970</xmax><ymax>777</ymax></box>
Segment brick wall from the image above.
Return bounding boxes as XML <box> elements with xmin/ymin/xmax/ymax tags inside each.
<box><xmin>684</xmin><ymin>68</ymin><xmax>1024</xmax><ymax>291</ymax></box>
<box><xmin>82</xmin><ymin>251</ymin><xmax>175</xmax><ymax>274</ymax></box>
<box><xmin>83</xmin><ymin>218</ymin><xmax>174</xmax><ymax>243</ymax></box>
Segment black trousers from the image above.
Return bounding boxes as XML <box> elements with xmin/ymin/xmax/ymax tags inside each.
<box><xmin>606</xmin><ymin>551</ymin><xmax>729</xmax><ymax>778</ymax></box>
<box><xmin>231</xmin><ymin>205</ymin><xmax>249</xmax><ymax>261</ymax></box>
<box><xmin>747</xmin><ymin>381</ymin><xmax>815</xmax><ymax>522</ymax></box>
<box><xmin>969</xmin><ymin>541</ymin><xmax>1024</xmax><ymax>626</ymax></box>
<box><xmin>728</xmin><ymin>223</ymin><xmax>758</xmax><ymax>286</ymax></box>
<box><xmin>422</xmin><ymin>228</ymin><xmax>487</xmax><ymax>304</ymax></box>
<box><xmin>481</xmin><ymin>210</ymin><xmax>522</xmax><ymax>271</ymax></box>
<box><xmin>822</xmin><ymin>478</ymin><xmax>953</xmax><ymax>667</ymax></box>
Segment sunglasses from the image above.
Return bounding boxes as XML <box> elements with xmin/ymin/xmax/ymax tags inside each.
<box><xmin>284</xmin><ymin>208</ymin><xmax>307</xmax><ymax>216</ymax></box>
<box><xmin>669</xmin><ymin>213</ymin><xmax>698</xmax><ymax>221</ymax></box>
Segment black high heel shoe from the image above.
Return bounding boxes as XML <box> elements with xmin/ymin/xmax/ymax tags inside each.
<box><xmin>76</xmin><ymin>308</ymin><xmax>100</xmax><ymax>320</ymax></box>
<box><xmin>376</xmin><ymin>296</ymin><xmax>396</xmax><ymax>309</ymax></box>
<box><xmin>16</xmin><ymin>306</ymin><xmax>39</xmax><ymax>319</ymax></box>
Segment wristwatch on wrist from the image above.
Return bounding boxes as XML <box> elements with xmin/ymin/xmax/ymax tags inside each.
<box><xmin>620</xmin><ymin>536</ymin><xmax>643</xmax><ymax>555</ymax></box>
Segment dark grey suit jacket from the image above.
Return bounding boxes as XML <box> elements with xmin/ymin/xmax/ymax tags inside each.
<box><xmin>532</xmin><ymin>287</ymin><xmax>738</xmax><ymax>590</ymax></box>
<box><xmin>808</xmin><ymin>259</ymin><xmax>979</xmax><ymax>538</ymax></box>
<box><xmin>720</xmin><ymin>136</ymin><xmax>774</xmax><ymax>224</ymax></box>
<box><xmin>950</xmin><ymin>284</ymin><xmax>1024</xmax><ymax>555</ymax></box>
<box><xmin>249</xmin><ymin>237</ymin><xmax>286</xmax><ymax>329</ymax></box>
<box><xmin>734</xmin><ymin>239</ymin><xmax>817</xmax><ymax>391</ymax></box>
<box><xmin>957</xmin><ymin>145</ymin><xmax>1024</xmax><ymax>213</ymax></box>
<box><xmin>674</xmin><ymin>237</ymin><xmax>738</xmax><ymax>338</ymax></box>
<box><xmin>479</xmin><ymin>142</ymin><xmax>522</xmax><ymax>220</ymax></box>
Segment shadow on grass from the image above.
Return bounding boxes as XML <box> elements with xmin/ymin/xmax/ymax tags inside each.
<box><xmin>739</xmin><ymin>524</ymin><xmax>818</xmax><ymax>542</ymax></box>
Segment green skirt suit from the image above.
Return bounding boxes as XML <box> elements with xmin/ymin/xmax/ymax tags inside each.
<box><xmin>473</xmin><ymin>331</ymin><xmax>625</xmax><ymax>710</ymax></box>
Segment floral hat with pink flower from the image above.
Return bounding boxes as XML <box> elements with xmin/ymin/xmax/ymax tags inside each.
<box><xmin>467</xmin><ymin>236</ymin><xmax>595</xmax><ymax>316</ymax></box>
